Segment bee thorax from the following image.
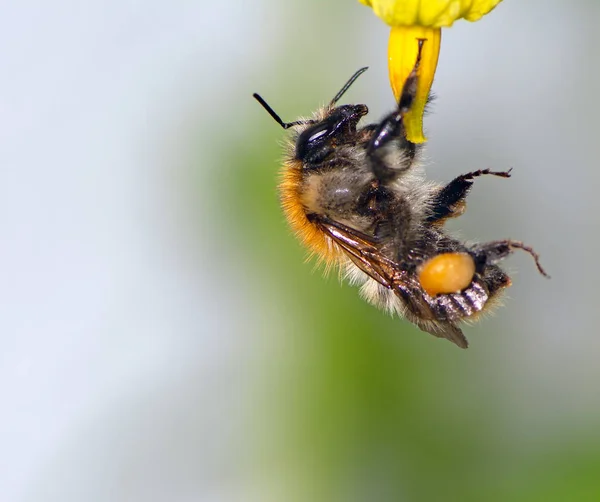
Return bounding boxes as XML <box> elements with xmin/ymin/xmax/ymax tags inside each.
<box><xmin>300</xmin><ymin>167</ymin><xmax>375</xmax><ymax>231</ymax></box>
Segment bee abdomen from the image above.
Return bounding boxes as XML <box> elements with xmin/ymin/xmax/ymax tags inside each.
<box><xmin>429</xmin><ymin>280</ymin><xmax>489</xmax><ymax>321</ymax></box>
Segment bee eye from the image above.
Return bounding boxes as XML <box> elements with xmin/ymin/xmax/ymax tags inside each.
<box><xmin>306</xmin><ymin>127</ymin><xmax>329</xmax><ymax>143</ymax></box>
<box><xmin>418</xmin><ymin>253</ymin><xmax>476</xmax><ymax>297</ymax></box>
<box><xmin>307</xmin><ymin>127</ymin><xmax>329</xmax><ymax>143</ymax></box>
<box><xmin>295</xmin><ymin>124</ymin><xmax>334</xmax><ymax>163</ymax></box>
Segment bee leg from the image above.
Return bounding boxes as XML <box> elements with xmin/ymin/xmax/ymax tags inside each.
<box><xmin>367</xmin><ymin>70</ymin><xmax>417</xmax><ymax>156</ymax></box>
<box><xmin>470</xmin><ymin>240</ymin><xmax>550</xmax><ymax>278</ymax></box>
<box><xmin>427</xmin><ymin>169</ymin><xmax>512</xmax><ymax>223</ymax></box>
<box><xmin>366</xmin><ymin>42</ymin><xmax>423</xmax><ymax>183</ymax></box>
<box><xmin>364</xmin><ymin>111</ymin><xmax>413</xmax><ymax>182</ymax></box>
<box><xmin>367</xmin><ymin>44</ymin><xmax>420</xmax><ymax>151</ymax></box>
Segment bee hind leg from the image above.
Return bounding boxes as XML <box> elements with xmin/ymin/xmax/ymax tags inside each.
<box><xmin>427</xmin><ymin>169</ymin><xmax>512</xmax><ymax>223</ymax></box>
<box><xmin>470</xmin><ymin>240</ymin><xmax>550</xmax><ymax>278</ymax></box>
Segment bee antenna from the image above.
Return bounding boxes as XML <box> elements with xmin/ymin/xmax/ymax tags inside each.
<box><xmin>253</xmin><ymin>93</ymin><xmax>310</xmax><ymax>129</ymax></box>
<box><xmin>330</xmin><ymin>67</ymin><xmax>369</xmax><ymax>106</ymax></box>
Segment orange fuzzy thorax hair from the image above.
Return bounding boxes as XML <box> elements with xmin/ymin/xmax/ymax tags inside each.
<box><xmin>278</xmin><ymin>157</ymin><xmax>345</xmax><ymax>268</ymax></box>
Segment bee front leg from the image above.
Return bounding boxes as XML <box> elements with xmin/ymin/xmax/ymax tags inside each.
<box><xmin>364</xmin><ymin>109</ymin><xmax>417</xmax><ymax>183</ymax></box>
<box><xmin>427</xmin><ymin>169</ymin><xmax>512</xmax><ymax>223</ymax></box>
<box><xmin>367</xmin><ymin>100</ymin><xmax>431</xmax><ymax>185</ymax></box>
<box><xmin>366</xmin><ymin>42</ymin><xmax>423</xmax><ymax>183</ymax></box>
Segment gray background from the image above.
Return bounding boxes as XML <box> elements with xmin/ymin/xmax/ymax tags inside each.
<box><xmin>2</xmin><ymin>1</ymin><xmax>599</xmax><ymax>501</ymax></box>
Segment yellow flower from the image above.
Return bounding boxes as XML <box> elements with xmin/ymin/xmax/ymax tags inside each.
<box><xmin>359</xmin><ymin>0</ymin><xmax>502</xmax><ymax>27</ymax></box>
<box><xmin>359</xmin><ymin>0</ymin><xmax>502</xmax><ymax>143</ymax></box>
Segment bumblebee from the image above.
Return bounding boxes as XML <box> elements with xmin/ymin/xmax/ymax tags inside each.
<box><xmin>253</xmin><ymin>44</ymin><xmax>548</xmax><ymax>348</ymax></box>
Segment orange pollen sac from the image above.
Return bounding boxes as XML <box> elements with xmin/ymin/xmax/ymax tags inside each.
<box><xmin>418</xmin><ymin>252</ymin><xmax>476</xmax><ymax>297</ymax></box>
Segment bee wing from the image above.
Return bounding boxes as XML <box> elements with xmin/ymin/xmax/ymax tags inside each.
<box><xmin>413</xmin><ymin>320</ymin><xmax>469</xmax><ymax>349</ymax></box>
<box><xmin>317</xmin><ymin>219</ymin><xmax>396</xmax><ymax>288</ymax></box>
<box><xmin>317</xmin><ymin>217</ymin><xmax>470</xmax><ymax>349</ymax></box>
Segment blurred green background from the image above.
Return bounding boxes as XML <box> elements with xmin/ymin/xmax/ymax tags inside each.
<box><xmin>2</xmin><ymin>1</ymin><xmax>600</xmax><ymax>501</ymax></box>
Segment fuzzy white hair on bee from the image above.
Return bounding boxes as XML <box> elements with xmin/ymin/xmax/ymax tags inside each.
<box><xmin>253</xmin><ymin>43</ymin><xmax>548</xmax><ymax>348</ymax></box>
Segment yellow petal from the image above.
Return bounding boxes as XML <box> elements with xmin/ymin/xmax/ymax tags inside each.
<box><xmin>463</xmin><ymin>0</ymin><xmax>503</xmax><ymax>22</ymax></box>
<box><xmin>359</xmin><ymin>0</ymin><xmax>503</xmax><ymax>27</ymax></box>
<box><xmin>388</xmin><ymin>26</ymin><xmax>440</xmax><ymax>143</ymax></box>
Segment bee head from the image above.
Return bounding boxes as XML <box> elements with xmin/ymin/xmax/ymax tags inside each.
<box><xmin>253</xmin><ymin>67</ymin><xmax>370</xmax><ymax>166</ymax></box>
<box><xmin>295</xmin><ymin>104</ymin><xmax>368</xmax><ymax>164</ymax></box>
